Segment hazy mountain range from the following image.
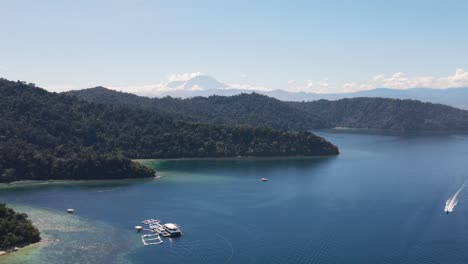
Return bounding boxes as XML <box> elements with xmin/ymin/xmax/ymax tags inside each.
<box><xmin>111</xmin><ymin>75</ymin><xmax>468</xmax><ymax>110</ymax></box>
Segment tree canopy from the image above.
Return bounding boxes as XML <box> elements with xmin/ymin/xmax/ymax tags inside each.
<box><xmin>0</xmin><ymin>204</ymin><xmax>40</xmax><ymax>249</ymax></box>
<box><xmin>0</xmin><ymin>79</ymin><xmax>338</xmax><ymax>182</ymax></box>
<box><xmin>67</xmin><ymin>87</ymin><xmax>468</xmax><ymax>132</ymax></box>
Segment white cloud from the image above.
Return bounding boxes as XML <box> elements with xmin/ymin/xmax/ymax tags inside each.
<box><xmin>107</xmin><ymin>72</ymin><xmax>272</xmax><ymax>97</ymax></box>
<box><xmin>286</xmin><ymin>79</ymin><xmax>333</xmax><ymax>93</ymax></box>
<box><xmin>108</xmin><ymin>84</ymin><xmax>167</xmax><ymax>97</ymax></box>
<box><xmin>43</xmin><ymin>68</ymin><xmax>468</xmax><ymax>95</ymax></box>
<box><xmin>44</xmin><ymin>84</ymin><xmax>81</xmax><ymax>92</ymax></box>
<box><xmin>167</xmin><ymin>72</ymin><xmax>203</xmax><ymax>82</ymax></box>
<box><xmin>287</xmin><ymin>68</ymin><xmax>468</xmax><ymax>94</ymax></box>
<box><xmin>359</xmin><ymin>68</ymin><xmax>468</xmax><ymax>91</ymax></box>
<box><xmin>228</xmin><ymin>83</ymin><xmax>271</xmax><ymax>91</ymax></box>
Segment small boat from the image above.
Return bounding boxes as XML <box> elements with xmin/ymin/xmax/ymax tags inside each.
<box><xmin>261</xmin><ymin>178</ymin><xmax>268</xmax><ymax>182</ymax></box>
<box><xmin>66</xmin><ymin>209</ymin><xmax>75</xmax><ymax>214</ymax></box>
<box><xmin>134</xmin><ymin>225</ymin><xmax>143</xmax><ymax>232</ymax></box>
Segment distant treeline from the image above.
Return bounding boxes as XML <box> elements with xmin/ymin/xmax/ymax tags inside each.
<box><xmin>0</xmin><ymin>79</ymin><xmax>338</xmax><ymax>183</ymax></box>
<box><xmin>66</xmin><ymin>87</ymin><xmax>329</xmax><ymax>130</ymax></box>
<box><xmin>67</xmin><ymin>87</ymin><xmax>468</xmax><ymax>131</ymax></box>
<box><xmin>290</xmin><ymin>98</ymin><xmax>468</xmax><ymax>131</ymax></box>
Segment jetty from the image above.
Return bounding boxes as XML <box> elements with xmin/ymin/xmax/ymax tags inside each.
<box><xmin>138</xmin><ymin>219</ymin><xmax>182</xmax><ymax>246</ymax></box>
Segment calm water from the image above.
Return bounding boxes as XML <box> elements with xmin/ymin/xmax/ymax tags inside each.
<box><xmin>2</xmin><ymin>131</ymin><xmax>468</xmax><ymax>263</ymax></box>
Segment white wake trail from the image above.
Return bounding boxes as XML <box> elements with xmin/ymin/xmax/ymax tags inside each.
<box><xmin>444</xmin><ymin>180</ymin><xmax>468</xmax><ymax>213</ymax></box>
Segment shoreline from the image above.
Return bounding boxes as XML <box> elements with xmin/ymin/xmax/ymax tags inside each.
<box><xmin>0</xmin><ymin>176</ymin><xmax>158</xmax><ymax>186</ymax></box>
<box><xmin>134</xmin><ymin>154</ymin><xmax>338</xmax><ymax>163</ymax></box>
<box><xmin>0</xmin><ymin>240</ymin><xmax>44</xmax><ymax>257</ymax></box>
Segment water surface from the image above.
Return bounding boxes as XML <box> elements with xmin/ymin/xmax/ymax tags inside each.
<box><xmin>2</xmin><ymin>131</ymin><xmax>468</xmax><ymax>263</ymax></box>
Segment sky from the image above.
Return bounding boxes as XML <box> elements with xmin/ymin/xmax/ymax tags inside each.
<box><xmin>1</xmin><ymin>0</ymin><xmax>468</xmax><ymax>93</ymax></box>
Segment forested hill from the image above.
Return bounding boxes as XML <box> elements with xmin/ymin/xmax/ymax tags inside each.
<box><xmin>67</xmin><ymin>88</ymin><xmax>468</xmax><ymax>132</ymax></box>
<box><xmin>0</xmin><ymin>79</ymin><xmax>338</xmax><ymax>182</ymax></box>
<box><xmin>289</xmin><ymin>98</ymin><xmax>468</xmax><ymax>131</ymax></box>
<box><xmin>0</xmin><ymin>204</ymin><xmax>41</xmax><ymax>249</ymax></box>
<box><xmin>65</xmin><ymin>87</ymin><xmax>329</xmax><ymax>130</ymax></box>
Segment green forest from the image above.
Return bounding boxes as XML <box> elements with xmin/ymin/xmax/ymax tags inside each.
<box><xmin>0</xmin><ymin>79</ymin><xmax>338</xmax><ymax>183</ymax></box>
<box><xmin>0</xmin><ymin>204</ymin><xmax>40</xmax><ymax>249</ymax></box>
<box><xmin>290</xmin><ymin>98</ymin><xmax>468</xmax><ymax>131</ymax></box>
<box><xmin>66</xmin><ymin>87</ymin><xmax>329</xmax><ymax>130</ymax></box>
<box><xmin>68</xmin><ymin>87</ymin><xmax>468</xmax><ymax>132</ymax></box>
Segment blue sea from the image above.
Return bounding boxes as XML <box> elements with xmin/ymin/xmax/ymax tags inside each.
<box><xmin>2</xmin><ymin>131</ymin><xmax>468</xmax><ymax>263</ymax></box>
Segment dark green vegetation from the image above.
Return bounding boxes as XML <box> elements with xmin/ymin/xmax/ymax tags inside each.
<box><xmin>290</xmin><ymin>98</ymin><xmax>468</xmax><ymax>131</ymax></box>
<box><xmin>67</xmin><ymin>87</ymin><xmax>468</xmax><ymax>131</ymax></box>
<box><xmin>0</xmin><ymin>79</ymin><xmax>338</xmax><ymax>182</ymax></box>
<box><xmin>0</xmin><ymin>204</ymin><xmax>40</xmax><ymax>249</ymax></box>
<box><xmin>66</xmin><ymin>87</ymin><xmax>328</xmax><ymax>130</ymax></box>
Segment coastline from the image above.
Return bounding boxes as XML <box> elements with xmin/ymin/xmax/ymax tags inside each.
<box><xmin>0</xmin><ymin>240</ymin><xmax>44</xmax><ymax>257</ymax></box>
<box><xmin>134</xmin><ymin>154</ymin><xmax>338</xmax><ymax>163</ymax></box>
<box><xmin>0</xmin><ymin>176</ymin><xmax>157</xmax><ymax>187</ymax></box>
<box><xmin>0</xmin><ymin>204</ymin><xmax>135</xmax><ymax>264</ymax></box>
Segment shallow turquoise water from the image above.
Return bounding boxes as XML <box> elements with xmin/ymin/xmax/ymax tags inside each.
<box><xmin>2</xmin><ymin>131</ymin><xmax>468</xmax><ymax>263</ymax></box>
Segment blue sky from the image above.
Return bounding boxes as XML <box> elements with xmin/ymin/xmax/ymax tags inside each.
<box><xmin>1</xmin><ymin>0</ymin><xmax>468</xmax><ymax>93</ymax></box>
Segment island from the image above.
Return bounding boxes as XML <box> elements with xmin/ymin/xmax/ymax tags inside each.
<box><xmin>0</xmin><ymin>78</ymin><xmax>339</xmax><ymax>183</ymax></box>
<box><xmin>0</xmin><ymin>204</ymin><xmax>40</xmax><ymax>253</ymax></box>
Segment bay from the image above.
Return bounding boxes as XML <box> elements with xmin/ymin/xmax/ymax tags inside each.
<box><xmin>2</xmin><ymin>131</ymin><xmax>468</xmax><ymax>263</ymax></box>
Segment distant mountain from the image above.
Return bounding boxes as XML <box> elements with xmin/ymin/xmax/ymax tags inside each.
<box><xmin>135</xmin><ymin>75</ymin><xmax>468</xmax><ymax>110</ymax></box>
<box><xmin>0</xmin><ymin>78</ymin><xmax>338</xmax><ymax>182</ymax></box>
<box><xmin>66</xmin><ymin>87</ymin><xmax>468</xmax><ymax>132</ymax></box>
<box><xmin>166</xmin><ymin>75</ymin><xmax>228</xmax><ymax>90</ymax></box>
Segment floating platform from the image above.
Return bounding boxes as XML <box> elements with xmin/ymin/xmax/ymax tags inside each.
<box><xmin>138</xmin><ymin>219</ymin><xmax>182</xmax><ymax>246</ymax></box>
<box><xmin>141</xmin><ymin>234</ymin><xmax>162</xmax><ymax>245</ymax></box>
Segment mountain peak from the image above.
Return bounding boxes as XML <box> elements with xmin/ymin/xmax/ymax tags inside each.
<box><xmin>167</xmin><ymin>75</ymin><xmax>228</xmax><ymax>90</ymax></box>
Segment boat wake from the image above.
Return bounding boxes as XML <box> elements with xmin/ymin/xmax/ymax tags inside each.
<box><xmin>444</xmin><ymin>180</ymin><xmax>468</xmax><ymax>214</ymax></box>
